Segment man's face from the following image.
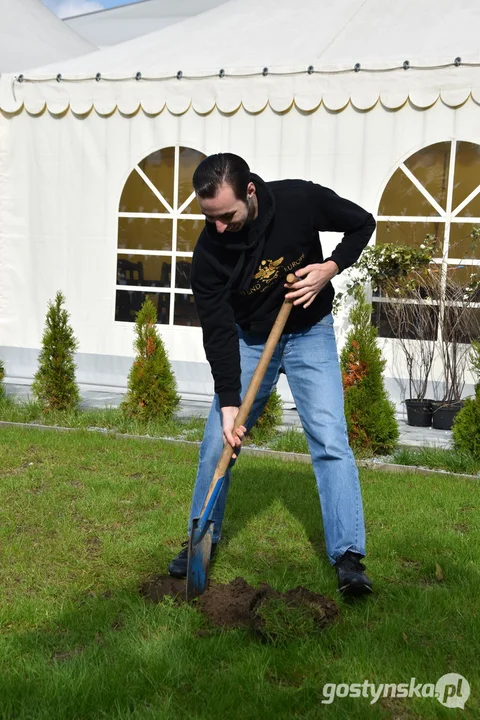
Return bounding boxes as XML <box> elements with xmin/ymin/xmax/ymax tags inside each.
<box><xmin>197</xmin><ymin>182</ymin><xmax>256</xmax><ymax>233</ymax></box>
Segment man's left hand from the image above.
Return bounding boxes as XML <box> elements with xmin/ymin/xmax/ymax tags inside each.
<box><xmin>284</xmin><ymin>261</ymin><xmax>339</xmax><ymax>308</ymax></box>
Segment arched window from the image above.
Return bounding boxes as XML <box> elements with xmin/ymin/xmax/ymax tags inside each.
<box><xmin>373</xmin><ymin>140</ymin><xmax>480</xmax><ymax>339</ymax></box>
<box><xmin>115</xmin><ymin>146</ymin><xmax>206</xmax><ymax>326</ymax></box>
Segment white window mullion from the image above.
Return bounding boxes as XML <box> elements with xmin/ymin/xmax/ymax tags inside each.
<box><xmin>116</xmin><ymin>285</ymin><xmax>195</xmax><ymax>295</ymax></box>
<box><xmin>119</xmin><ymin>212</ymin><xmax>172</xmax><ymax>219</ymax></box>
<box><xmin>135</xmin><ymin>166</ymin><xmax>174</xmax><ymax>214</ymax></box>
<box><xmin>400</xmin><ymin>164</ymin><xmax>446</xmax><ymax>217</ymax></box>
<box><xmin>444</xmin><ymin>141</ymin><xmax>457</xmax><ymax>248</ymax></box>
<box><xmin>377</xmin><ymin>216</ymin><xmax>445</xmax><ymax>223</ymax></box>
<box><xmin>438</xmin><ymin>140</ymin><xmax>458</xmax><ymax>342</ymax></box>
<box><xmin>169</xmin><ymin>146</ymin><xmax>181</xmax><ymax>326</ymax></box>
<box><xmin>174</xmin><ymin>213</ymin><xmax>204</xmax><ymax>221</ymax></box>
<box><xmin>451</xmin><ymin>183</ymin><xmax>480</xmax><ymax>218</ymax></box>
<box><xmin>116</xmin><ymin>285</ymin><xmax>170</xmax><ymax>294</ymax></box>
<box><xmin>119</xmin><ymin>211</ymin><xmax>205</xmax><ymax>220</ymax></box>
<box><xmin>450</xmin><ymin>216</ymin><xmax>480</xmax><ymax>223</ymax></box>
<box><xmin>117</xmin><ymin>248</ymin><xmax>174</xmax><ymax>257</ymax></box>
<box><xmin>178</xmin><ymin>190</ymin><xmax>198</xmax><ymax>215</ymax></box>
<box><xmin>446</xmin><ymin>257</ymin><xmax>480</xmax><ymax>266</ymax></box>
<box><xmin>173</xmin><ymin>146</ymin><xmax>180</xmax><ymax>213</ymax></box>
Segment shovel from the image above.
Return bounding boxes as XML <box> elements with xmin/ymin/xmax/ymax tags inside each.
<box><xmin>186</xmin><ymin>273</ymin><xmax>297</xmax><ymax>600</ymax></box>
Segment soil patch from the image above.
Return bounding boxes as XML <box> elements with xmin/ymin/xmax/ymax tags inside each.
<box><xmin>140</xmin><ymin>575</ymin><xmax>339</xmax><ymax>638</ymax></box>
<box><xmin>139</xmin><ymin>574</ymin><xmax>186</xmax><ymax>604</ymax></box>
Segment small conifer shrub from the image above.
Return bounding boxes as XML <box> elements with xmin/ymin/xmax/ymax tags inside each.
<box><xmin>32</xmin><ymin>291</ymin><xmax>80</xmax><ymax>412</ymax></box>
<box><xmin>249</xmin><ymin>389</ymin><xmax>283</xmax><ymax>444</ymax></box>
<box><xmin>452</xmin><ymin>340</ymin><xmax>480</xmax><ymax>458</ymax></box>
<box><xmin>340</xmin><ymin>286</ymin><xmax>398</xmax><ymax>455</ymax></box>
<box><xmin>121</xmin><ymin>298</ymin><xmax>180</xmax><ymax>421</ymax></box>
<box><xmin>0</xmin><ymin>359</ymin><xmax>5</xmax><ymax>399</ymax></box>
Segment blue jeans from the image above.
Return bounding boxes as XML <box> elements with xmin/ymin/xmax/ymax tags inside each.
<box><xmin>188</xmin><ymin>314</ymin><xmax>366</xmax><ymax>565</ymax></box>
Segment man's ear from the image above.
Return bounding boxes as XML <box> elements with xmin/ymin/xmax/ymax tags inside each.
<box><xmin>246</xmin><ymin>181</ymin><xmax>256</xmax><ymax>199</ymax></box>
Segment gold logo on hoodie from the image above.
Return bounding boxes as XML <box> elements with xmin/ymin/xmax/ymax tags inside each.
<box><xmin>253</xmin><ymin>257</ymin><xmax>284</xmax><ymax>282</ymax></box>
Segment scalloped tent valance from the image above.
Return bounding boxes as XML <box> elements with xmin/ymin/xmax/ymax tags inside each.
<box><xmin>1</xmin><ymin>64</ymin><xmax>479</xmax><ymax>115</ymax></box>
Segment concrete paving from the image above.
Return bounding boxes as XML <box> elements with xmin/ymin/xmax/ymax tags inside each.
<box><xmin>5</xmin><ymin>381</ymin><xmax>452</xmax><ymax>449</ymax></box>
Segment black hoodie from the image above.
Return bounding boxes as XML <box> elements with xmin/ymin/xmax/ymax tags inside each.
<box><xmin>191</xmin><ymin>175</ymin><xmax>376</xmax><ymax>407</ymax></box>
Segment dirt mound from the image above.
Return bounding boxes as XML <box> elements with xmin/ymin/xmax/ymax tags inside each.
<box><xmin>140</xmin><ymin>575</ymin><xmax>339</xmax><ymax>637</ymax></box>
<box><xmin>198</xmin><ymin>577</ymin><xmax>266</xmax><ymax>629</ymax></box>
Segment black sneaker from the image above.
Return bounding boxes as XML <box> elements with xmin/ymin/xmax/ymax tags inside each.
<box><xmin>335</xmin><ymin>551</ymin><xmax>373</xmax><ymax>597</ymax></box>
<box><xmin>167</xmin><ymin>540</ymin><xmax>218</xmax><ymax>579</ymax></box>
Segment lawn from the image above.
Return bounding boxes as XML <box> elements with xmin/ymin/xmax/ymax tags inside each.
<box><xmin>0</xmin><ymin>426</ymin><xmax>478</xmax><ymax>719</ymax></box>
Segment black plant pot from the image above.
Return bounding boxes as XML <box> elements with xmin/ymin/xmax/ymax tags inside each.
<box><xmin>405</xmin><ymin>398</ymin><xmax>433</xmax><ymax>427</ymax></box>
<box><xmin>431</xmin><ymin>401</ymin><xmax>464</xmax><ymax>431</ymax></box>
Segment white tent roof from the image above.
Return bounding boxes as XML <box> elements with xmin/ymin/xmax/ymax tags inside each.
<box><xmin>64</xmin><ymin>0</ymin><xmax>229</xmax><ymax>48</ymax></box>
<box><xmin>0</xmin><ymin>0</ymin><xmax>95</xmax><ymax>74</ymax></box>
<box><xmin>2</xmin><ymin>0</ymin><xmax>480</xmax><ymax>113</ymax></box>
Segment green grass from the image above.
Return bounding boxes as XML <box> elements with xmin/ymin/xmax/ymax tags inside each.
<box><xmin>392</xmin><ymin>446</ymin><xmax>480</xmax><ymax>476</ymax></box>
<box><xmin>5</xmin><ymin>395</ymin><xmax>480</xmax><ymax>478</ymax></box>
<box><xmin>0</xmin><ymin>426</ymin><xmax>478</xmax><ymax>718</ymax></box>
<box><xmin>0</xmin><ymin>396</ymin><xmax>312</xmax><ymax>455</ymax></box>
<box><xmin>0</xmin><ymin>395</ymin><xmax>206</xmax><ymax>442</ymax></box>
<box><xmin>268</xmin><ymin>427</ymin><xmax>310</xmax><ymax>454</ymax></box>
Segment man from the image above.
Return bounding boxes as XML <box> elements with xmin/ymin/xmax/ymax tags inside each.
<box><xmin>168</xmin><ymin>153</ymin><xmax>376</xmax><ymax>596</ymax></box>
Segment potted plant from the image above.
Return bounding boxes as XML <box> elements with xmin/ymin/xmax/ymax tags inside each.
<box><xmin>428</xmin><ymin>264</ymin><xmax>480</xmax><ymax>429</ymax></box>
<box><xmin>335</xmin><ymin>238</ymin><xmax>437</xmax><ymax>427</ymax></box>
<box><xmin>378</xmin><ymin>276</ymin><xmax>437</xmax><ymax>427</ymax></box>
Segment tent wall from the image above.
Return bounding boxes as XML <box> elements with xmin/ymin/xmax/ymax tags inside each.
<box><xmin>1</xmin><ymin>99</ymin><xmax>479</xmax><ymax>402</ymax></box>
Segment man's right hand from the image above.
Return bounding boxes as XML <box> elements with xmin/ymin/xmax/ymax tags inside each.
<box><xmin>221</xmin><ymin>406</ymin><xmax>247</xmax><ymax>458</ymax></box>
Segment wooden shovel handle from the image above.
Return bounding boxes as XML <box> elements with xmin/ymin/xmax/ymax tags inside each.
<box><xmin>200</xmin><ymin>273</ymin><xmax>297</xmax><ymax>513</ymax></box>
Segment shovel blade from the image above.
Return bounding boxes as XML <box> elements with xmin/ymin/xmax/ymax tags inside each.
<box><xmin>186</xmin><ymin>518</ymin><xmax>214</xmax><ymax>601</ymax></box>
<box><xmin>186</xmin><ymin>472</ymin><xmax>226</xmax><ymax>601</ymax></box>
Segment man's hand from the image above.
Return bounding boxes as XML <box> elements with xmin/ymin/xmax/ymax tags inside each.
<box><xmin>221</xmin><ymin>406</ymin><xmax>247</xmax><ymax>458</ymax></box>
<box><xmin>284</xmin><ymin>261</ymin><xmax>339</xmax><ymax>308</ymax></box>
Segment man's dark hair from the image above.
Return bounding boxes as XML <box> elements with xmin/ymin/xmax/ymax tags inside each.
<box><xmin>192</xmin><ymin>153</ymin><xmax>251</xmax><ymax>201</ymax></box>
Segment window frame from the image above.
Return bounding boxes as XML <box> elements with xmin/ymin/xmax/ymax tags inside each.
<box><xmin>115</xmin><ymin>144</ymin><xmax>205</xmax><ymax>326</ymax></box>
<box><xmin>373</xmin><ymin>139</ymin><xmax>480</xmax><ymax>342</ymax></box>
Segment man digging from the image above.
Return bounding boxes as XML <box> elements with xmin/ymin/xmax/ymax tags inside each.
<box><xmin>168</xmin><ymin>153</ymin><xmax>376</xmax><ymax>597</ymax></box>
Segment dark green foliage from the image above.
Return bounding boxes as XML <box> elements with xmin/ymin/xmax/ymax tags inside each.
<box><xmin>121</xmin><ymin>299</ymin><xmax>179</xmax><ymax>421</ymax></box>
<box><xmin>452</xmin><ymin>393</ymin><xmax>480</xmax><ymax>459</ymax></box>
<box><xmin>340</xmin><ymin>286</ymin><xmax>399</xmax><ymax>456</ymax></box>
<box><xmin>32</xmin><ymin>292</ymin><xmax>80</xmax><ymax>412</ymax></box>
<box><xmin>249</xmin><ymin>389</ymin><xmax>283</xmax><ymax>444</ymax></box>
<box><xmin>452</xmin><ymin>342</ymin><xmax>480</xmax><ymax>458</ymax></box>
<box><xmin>0</xmin><ymin>359</ymin><xmax>4</xmax><ymax>399</ymax></box>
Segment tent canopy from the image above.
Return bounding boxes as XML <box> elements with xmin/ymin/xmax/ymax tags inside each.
<box><xmin>2</xmin><ymin>0</ymin><xmax>480</xmax><ymax>112</ymax></box>
<box><xmin>64</xmin><ymin>0</ymin><xmax>229</xmax><ymax>47</ymax></box>
<box><xmin>30</xmin><ymin>0</ymin><xmax>480</xmax><ymax>72</ymax></box>
<box><xmin>0</xmin><ymin>0</ymin><xmax>95</xmax><ymax>74</ymax></box>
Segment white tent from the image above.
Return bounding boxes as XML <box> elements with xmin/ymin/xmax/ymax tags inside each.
<box><xmin>64</xmin><ymin>0</ymin><xmax>230</xmax><ymax>48</ymax></box>
<box><xmin>0</xmin><ymin>0</ymin><xmax>95</xmax><ymax>74</ymax></box>
<box><xmin>1</xmin><ymin>0</ymin><xmax>480</xmax><ymax>403</ymax></box>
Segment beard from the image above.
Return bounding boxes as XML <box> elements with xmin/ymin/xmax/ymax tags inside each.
<box><xmin>246</xmin><ymin>195</ymin><xmax>257</xmax><ymax>224</ymax></box>
<box><xmin>228</xmin><ymin>196</ymin><xmax>256</xmax><ymax>232</ymax></box>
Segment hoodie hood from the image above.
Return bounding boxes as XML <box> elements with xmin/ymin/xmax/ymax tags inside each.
<box><xmin>201</xmin><ymin>173</ymin><xmax>276</xmax><ymax>291</ymax></box>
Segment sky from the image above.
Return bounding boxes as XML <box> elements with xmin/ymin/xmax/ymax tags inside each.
<box><xmin>41</xmin><ymin>0</ymin><xmax>144</xmax><ymax>19</ymax></box>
